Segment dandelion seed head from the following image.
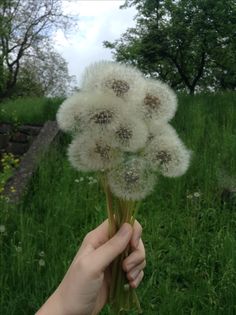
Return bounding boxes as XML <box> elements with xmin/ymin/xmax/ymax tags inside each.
<box><xmin>108</xmin><ymin>158</ymin><xmax>156</xmax><ymax>200</ymax></box>
<box><xmin>113</xmin><ymin>117</ymin><xmax>148</xmax><ymax>152</ymax></box>
<box><xmin>94</xmin><ymin>142</ymin><xmax>111</xmax><ymax>160</ymax></box>
<box><xmin>57</xmin><ymin>92</ymin><xmax>126</xmax><ymax>135</ymax></box>
<box><xmin>124</xmin><ymin>169</ymin><xmax>140</xmax><ymax>185</ymax></box>
<box><xmin>116</xmin><ymin>126</ymin><xmax>133</xmax><ymax>142</ymax></box>
<box><xmin>155</xmin><ymin>150</ymin><xmax>172</xmax><ymax>165</ymax></box>
<box><xmin>92</xmin><ymin>109</ymin><xmax>113</xmax><ymax>125</ymax></box>
<box><xmin>144</xmin><ymin>93</ymin><xmax>161</xmax><ymax>111</ymax></box>
<box><xmin>144</xmin><ymin>133</ymin><xmax>191</xmax><ymax>177</ymax></box>
<box><xmin>105</xmin><ymin>79</ymin><xmax>130</xmax><ymax>97</ymax></box>
<box><xmin>140</xmin><ymin>79</ymin><xmax>177</xmax><ymax>123</ymax></box>
<box><xmin>81</xmin><ymin>61</ymin><xmax>145</xmax><ymax>104</ymax></box>
<box><xmin>68</xmin><ymin>133</ymin><xmax>123</xmax><ymax>172</ymax></box>
<box><xmin>56</xmin><ymin>92</ymin><xmax>84</xmax><ymax>134</ymax></box>
<box><xmin>80</xmin><ymin>92</ymin><xmax>129</xmax><ymax>134</ymax></box>
<box><xmin>148</xmin><ymin>121</ymin><xmax>178</xmax><ymax>138</ymax></box>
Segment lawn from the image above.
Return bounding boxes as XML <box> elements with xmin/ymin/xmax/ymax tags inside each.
<box><xmin>0</xmin><ymin>92</ymin><xmax>236</xmax><ymax>315</ymax></box>
<box><xmin>0</xmin><ymin>97</ymin><xmax>63</xmax><ymax>125</ymax></box>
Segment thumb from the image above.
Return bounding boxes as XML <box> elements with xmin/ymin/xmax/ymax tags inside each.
<box><xmin>90</xmin><ymin>223</ymin><xmax>132</xmax><ymax>272</ymax></box>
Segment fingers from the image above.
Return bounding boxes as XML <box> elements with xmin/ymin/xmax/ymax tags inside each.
<box><xmin>123</xmin><ymin>237</ymin><xmax>146</xmax><ymax>288</ymax></box>
<box><xmin>89</xmin><ymin>223</ymin><xmax>133</xmax><ymax>272</ymax></box>
<box><xmin>126</xmin><ymin>260</ymin><xmax>146</xmax><ymax>282</ymax></box>
<box><xmin>131</xmin><ymin>220</ymin><xmax>142</xmax><ymax>249</ymax></box>
<box><xmin>73</xmin><ymin>220</ymin><xmax>109</xmax><ymax>263</ymax></box>
<box><xmin>129</xmin><ymin>271</ymin><xmax>144</xmax><ymax>289</ymax></box>
<box><xmin>82</xmin><ymin>219</ymin><xmax>142</xmax><ymax>251</ymax></box>
<box><xmin>77</xmin><ymin>219</ymin><xmax>144</xmax><ymax>279</ymax></box>
<box><xmin>81</xmin><ymin>219</ymin><xmax>109</xmax><ymax>250</ymax></box>
<box><xmin>123</xmin><ymin>239</ymin><xmax>145</xmax><ymax>272</ymax></box>
<box><xmin>81</xmin><ymin>219</ymin><xmax>142</xmax><ymax>253</ymax></box>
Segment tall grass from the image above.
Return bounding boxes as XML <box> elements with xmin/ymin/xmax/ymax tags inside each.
<box><xmin>0</xmin><ymin>97</ymin><xmax>63</xmax><ymax>125</ymax></box>
<box><xmin>0</xmin><ymin>92</ymin><xmax>236</xmax><ymax>315</ymax></box>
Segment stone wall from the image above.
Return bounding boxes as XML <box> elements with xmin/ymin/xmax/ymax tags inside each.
<box><xmin>3</xmin><ymin>121</ymin><xmax>59</xmax><ymax>203</ymax></box>
<box><xmin>0</xmin><ymin>123</ymin><xmax>42</xmax><ymax>158</ymax></box>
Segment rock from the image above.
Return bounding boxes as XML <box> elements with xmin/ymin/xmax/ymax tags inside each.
<box><xmin>4</xmin><ymin>121</ymin><xmax>59</xmax><ymax>203</ymax></box>
<box><xmin>18</xmin><ymin>125</ymin><xmax>42</xmax><ymax>136</ymax></box>
<box><xmin>0</xmin><ymin>134</ymin><xmax>10</xmax><ymax>149</ymax></box>
<box><xmin>8</xmin><ymin>142</ymin><xmax>29</xmax><ymax>155</ymax></box>
<box><xmin>0</xmin><ymin>124</ymin><xmax>12</xmax><ymax>134</ymax></box>
<box><xmin>10</xmin><ymin>132</ymin><xmax>28</xmax><ymax>143</ymax></box>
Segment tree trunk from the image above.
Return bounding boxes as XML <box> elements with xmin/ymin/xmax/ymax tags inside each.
<box><xmin>189</xmin><ymin>86</ymin><xmax>195</xmax><ymax>95</ymax></box>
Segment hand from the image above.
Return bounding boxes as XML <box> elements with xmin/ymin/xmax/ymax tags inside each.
<box><xmin>36</xmin><ymin>220</ymin><xmax>146</xmax><ymax>315</ymax></box>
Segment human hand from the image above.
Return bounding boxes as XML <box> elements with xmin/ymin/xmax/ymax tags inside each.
<box><xmin>36</xmin><ymin>220</ymin><xmax>146</xmax><ymax>315</ymax></box>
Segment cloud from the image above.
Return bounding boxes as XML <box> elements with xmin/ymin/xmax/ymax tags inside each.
<box><xmin>53</xmin><ymin>0</ymin><xmax>137</xmax><ymax>86</ymax></box>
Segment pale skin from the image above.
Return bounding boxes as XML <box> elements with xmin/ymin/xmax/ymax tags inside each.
<box><xmin>36</xmin><ymin>220</ymin><xmax>146</xmax><ymax>315</ymax></box>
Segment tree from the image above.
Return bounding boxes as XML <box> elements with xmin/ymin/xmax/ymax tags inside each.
<box><xmin>104</xmin><ymin>0</ymin><xmax>236</xmax><ymax>94</ymax></box>
<box><xmin>13</xmin><ymin>42</ymin><xmax>77</xmax><ymax>98</ymax></box>
<box><xmin>0</xmin><ymin>0</ymin><xmax>76</xmax><ymax>99</ymax></box>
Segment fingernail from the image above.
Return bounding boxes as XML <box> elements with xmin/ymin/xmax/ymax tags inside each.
<box><xmin>134</xmin><ymin>237</ymin><xmax>140</xmax><ymax>249</ymax></box>
<box><xmin>134</xmin><ymin>230</ymin><xmax>141</xmax><ymax>248</ymax></box>
<box><xmin>130</xmin><ymin>269</ymin><xmax>139</xmax><ymax>280</ymax></box>
<box><xmin>118</xmin><ymin>223</ymin><xmax>130</xmax><ymax>237</ymax></box>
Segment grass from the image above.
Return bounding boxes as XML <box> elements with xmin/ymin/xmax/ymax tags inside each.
<box><xmin>0</xmin><ymin>92</ymin><xmax>236</xmax><ymax>315</ymax></box>
<box><xmin>0</xmin><ymin>97</ymin><xmax>63</xmax><ymax>125</ymax></box>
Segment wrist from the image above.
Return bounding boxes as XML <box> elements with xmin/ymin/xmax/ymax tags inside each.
<box><xmin>35</xmin><ymin>289</ymin><xmax>66</xmax><ymax>315</ymax></box>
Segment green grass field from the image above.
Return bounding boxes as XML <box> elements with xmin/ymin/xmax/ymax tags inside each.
<box><xmin>0</xmin><ymin>97</ymin><xmax>63</xmax><ymax>125</ymax></box>
<box><xmin>0</xmin><ymin>92</ymin><xmax>236</xmax><ymax>315</ymax></box>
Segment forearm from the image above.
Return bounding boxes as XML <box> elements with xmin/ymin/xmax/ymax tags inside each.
<box><xmin>35</xmin><ymin>290</ymin><xmax>65</xmax><ymax>315</ymax></box>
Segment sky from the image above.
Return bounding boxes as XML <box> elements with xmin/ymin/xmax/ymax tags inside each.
<box><xmin>53</xmin><ymin>0</ymin><xmax>137</xmax><ymax>86</ymax></box>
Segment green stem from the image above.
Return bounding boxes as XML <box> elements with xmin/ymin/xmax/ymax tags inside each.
<box><xmin>101</xmin><ymin>174</ymin><xmax>143</xmax><ymax>314</ymax></box>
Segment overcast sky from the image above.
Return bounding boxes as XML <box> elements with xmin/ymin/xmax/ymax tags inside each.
<box><xmin>53</xmin><ymin>0</ymin><xmax>137</xmax><ymax>86</ymax></box>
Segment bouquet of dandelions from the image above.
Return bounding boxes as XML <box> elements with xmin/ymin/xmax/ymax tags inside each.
<box><xmin>56</xmin><ymin>61</ymin><xmax>191</xmax><ymax>314</ymax></box>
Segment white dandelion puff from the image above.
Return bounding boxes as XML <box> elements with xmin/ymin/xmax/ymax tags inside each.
<box><xmin>0</xmin><ymin>225</ymin><xmax>6</xmax><ymax>233</ymax></box>
<box><xmin>81</xmin><ymin>61</ymin><xmax>145</xmax><ymax>105</ymax></box>
<box><xmin>39</xmin><ymin>259</ymin><xmax>45</xmax><ymax>267</ymax></box>
<box><xmin>88</xmin><ymin>177</ymin><xmax>98</xmax><ymax>185</ymax></box>
<box><xmin>148</xmin><ymin>121</ymin><xmax>179</xmax><ymax>138</ymax></box>
<box><xmin>56</xmin><ymin>92</ymin><xmax>84</xmax><ymax>134</ymax></box>
<box><xmin>146</xmin><ymin>121</ymin><xmax>179</xmax><ymax>145</ymax></box>
<box><xmin>15</xmin><ymin>246</ymin><xmax>22</xmax><ymax>253</ymax></box>
<box><xmin>81</xmin><ymin>93</ymin><xmax>129</xmax><ymax>134</ymax></box>
<box><xmin>57</xmin><ymin>92</ymin><xmax>129</xmax><ymax>135</ymax></box>
<box><xmin>68</xmin><ymin>133</ymin><xmax>123</xmax><ymax>172</ymax></box>
<box><xmin>113</xmin><ymin>117</ymin><xmax>148</xmax><ymax>152</ymax></box>
<box><xmin>139</xmin><ymin>79</ymin><xmax>177</xmax><ymax>123</ymax></box>
<box><xmin>108</xmin><ymin>158</ymin><xmax>156</xmax><ymax>201</ymax></box>
<box><xmin>144</xmin><ymin>132</ymin><xmax>191</xmax><ymax>177</ymax></box>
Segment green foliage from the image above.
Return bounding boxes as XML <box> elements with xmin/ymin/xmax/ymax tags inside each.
<box><xmin>0</xmin><ymin>92</ymin><xmax>235</xmax><ymax>314</ymax></box>
<box><xmin>0</xmin><ymin>0</ymin><xmax>76</xmax><ymax>100</ymax></box>
<box><xmin>0</xmin><ymin>153</ymin><xmax>19</xmax><ymax>200</ymax></box>
<box><xmin>0</xmin><ymin>97</ymin><xmax>63</xmax><ymax>125</ymax></box>
<box><xmin>104</xmin><ymin>0</ymin><xmax>236</xmax><ymax>94</ymax></box>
